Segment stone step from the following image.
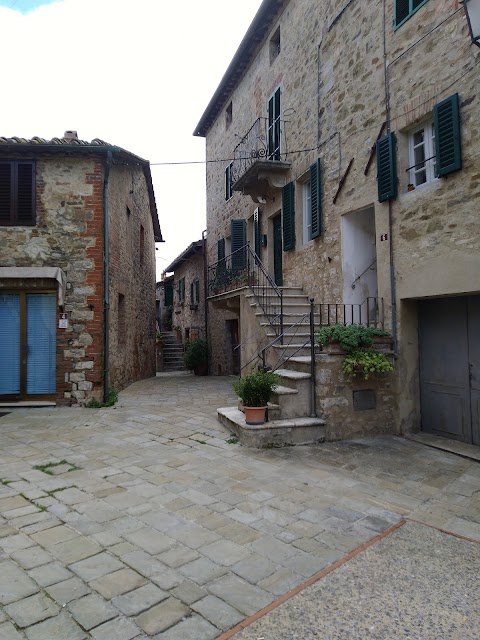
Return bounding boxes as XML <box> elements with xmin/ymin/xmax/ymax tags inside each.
<box><xmin>218</xmin><ymin>407</ymin><xmax>326</xmax><ymax>447</ymax></box>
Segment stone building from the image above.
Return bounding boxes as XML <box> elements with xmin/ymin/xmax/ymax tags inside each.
<box><xmin>163</xmin><ymin>239</ymin><xmax>206</xmax><ymax>344</ymax></box>
<box><xmin>0</xmin><ymin>133</ymin><xmax>162</xmax><ymax>406</ymax></box>
<box><xmin>194</xmin><ymin>0</ymin><xmax>480</xmax><ymax>443</ymax></box>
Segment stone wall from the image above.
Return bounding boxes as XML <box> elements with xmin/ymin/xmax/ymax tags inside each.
<box><xmin>202</xmin><ymin>0</ymin><xmax>480</xmax><ymax>433</ymax></box>
<box><xmin>108</xmin><ymin>165</ymin><xmax>156</xmax><ymax>392</ymax></box>
<box><xmin>171</xmin><ymin>249</ymin><xmax>206</xmax><ymax>343</ymax></box>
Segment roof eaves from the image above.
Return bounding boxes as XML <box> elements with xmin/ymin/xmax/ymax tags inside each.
<box><xmin>193</xmin><ymin>0</ymin><xmax>287</xmax><ymax>138</ymax></box>
<box><xmin>164</xmin><ymin>240</ymin><xmax>204</xmax><ymax>274</ymax></box>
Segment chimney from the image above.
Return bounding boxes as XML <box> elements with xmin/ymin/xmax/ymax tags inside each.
<box><xmin>63</xmin><ymin>130</ymin><xmax>78</xmax><ymax>142</ymax></box>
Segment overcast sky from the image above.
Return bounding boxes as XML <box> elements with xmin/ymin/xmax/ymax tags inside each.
<box><xmin>0</xmin><ymin>0</ymin><xmax>263</xmax><ymax>279</ymax></box>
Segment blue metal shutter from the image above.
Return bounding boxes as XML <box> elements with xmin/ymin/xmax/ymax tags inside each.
<box><xmin>26</xmin><ymin>293</ymin><xmax>56</xmax><ymax>395</ymax></box>
<box><xmin>0</xmin><ymin>294</ymin><xmax>21</xmax><ymax>394</ymax></box>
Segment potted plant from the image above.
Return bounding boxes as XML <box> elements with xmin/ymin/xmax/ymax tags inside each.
<box><xmin>184</xmin><ymin>338</ymin><xmax>208</xmax><ymax>375</ymax></box>
<box><xmin>233</xmin><ymin>369</ymin><xmax>280</xmax><ymax>425</ymax></box>
<box><xmin>315</xmin><ymin>324</ymin><xmax>393</xmax><ymax>381</ymax></box>
<box><xmin>407</xmin><ymin>183</ymin><xmax>415</xmax><ymax>191</ymax></box>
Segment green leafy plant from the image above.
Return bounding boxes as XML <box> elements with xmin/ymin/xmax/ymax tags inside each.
<box><xmin>86</xmin><ymin>387</ymin><xmax>118</xmax><ymax>409</ymax></box>
<box><xmin>233</xmin><ymin>369</ymin><xmax>280</xmax><ymax>407</ymax></box>
<box><xmin>342</xmin><ymin>350</ymin><xmax>393</xmax><ymax>380</ymax></box>
<box><xmin>226</xmin><ymin>435</ymin><xmax>239</xmax><ymax>444</ymax></box>
<box><xmin>316</xmin><ymin>324</ymin><xmax>389</xmax><ymax>353</ymax></box>
<box><xmin>184</xmin><ymin>338</ymin><xmax>208</xmax><ymax>370</ymax></box>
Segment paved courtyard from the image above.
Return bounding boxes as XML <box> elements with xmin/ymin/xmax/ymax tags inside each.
<box><xmin>0</xmin><ymin>373</ymin><xmax>479</xmax><ymax>639</ymax></box>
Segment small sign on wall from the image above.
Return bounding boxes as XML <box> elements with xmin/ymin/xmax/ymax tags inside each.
<box><xmin>59</xmin><ymin>313</ymin><xmax>68</xmax><ymax>329</ymax></box>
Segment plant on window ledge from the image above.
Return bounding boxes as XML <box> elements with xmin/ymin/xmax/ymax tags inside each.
<box><xmin>407</xmin><ymin>183</ymin><xmax>415</xmax><ymax>191</ymax></box>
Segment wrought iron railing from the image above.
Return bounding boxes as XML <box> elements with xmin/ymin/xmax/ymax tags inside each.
<box><xmin>315</xmin><ymin>297</ymin><xmax>384</xmax><ymax>329</ymax></box>
<box><xmin>231</xmin><ymin>117</ymin><xmax>289</xmax><ymax>185</ymax></box>
<box><xmin>207</xmin><ymin>243</ymin><xmax>284</xmax><ymax>340</ymax></box>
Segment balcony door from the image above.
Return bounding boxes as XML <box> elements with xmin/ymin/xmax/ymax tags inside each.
<box><xmin>268</xmin><ymin>87</ymin><xmax>281</xmax><ymax>160</ymax></box>
<box><xmin>0</xmin><ymin>292</ymin><xmax>56</xmax><ymax>401</ymax></box>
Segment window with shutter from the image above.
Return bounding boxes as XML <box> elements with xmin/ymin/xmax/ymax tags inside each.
<box><xmin>268</xmin><ymin>87</ymin><xmax>281</xmax><ymax>160</ymax></box>
<box><xmin>434</xmin><ymin>93</ymin><xmax>462</xmax><ymax>178</ymax></box>
<box><xmin>0</xmin><ymin>161</ymin><xmax>36</xmax><ymax>226</ymax></box>
<box><xmin>394</xmin><ymin>0</ymin><xmax>429</xmax><ymax>29</ymax></box>
<box><xmin>310</xmin><ymin>159</ymin><xmax>321</xmax><ymax>239</ymax></box>
<box><xmin>231</xmin><ymin>219</ymin><xmax>247</xmax><ymax>272</ymax></box>
<box><xmin>282</xmin><ymin>182</ymin><xmax>295</xmax><ymax>251</ymax></box>
<box><xmin>376</xmin><ymin>133</ymin><xmax>397</xmax><ymax>203</ymax></box>
<box><xmin>165</xmin><ymin>283</ymin><xmax>173</xmax><ymax>306</ymax></box>
<box><xmin>254</xmin><ymin>209</ymin><xmax>261</xmax><ymax>258</ymax></box>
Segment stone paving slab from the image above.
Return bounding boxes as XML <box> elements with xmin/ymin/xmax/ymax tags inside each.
<box><xmin>0</xmin><ymin>374</ymin><xmax>478</xmax><ymax>638</ymax></box>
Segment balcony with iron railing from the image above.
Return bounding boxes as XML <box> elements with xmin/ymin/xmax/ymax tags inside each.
<box><xmin>231</xmin><ymin>117</ymin><xmax>291</xmax><ymax>202</ymax></box>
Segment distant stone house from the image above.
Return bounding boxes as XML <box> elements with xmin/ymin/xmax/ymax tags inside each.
<box><xmin>0</xmin><ymin>132</ymin><xmax>162</xmax><ymax>406</ymax></box>
<box><xmin>194</xmin><ymin>0</ymin><xmax>480</xmax><ymax>443</ymax></box>
<box><xmin>163</xmin><ymin>239</ymin><xmax>206</xmax><ymax>344</ymax></box>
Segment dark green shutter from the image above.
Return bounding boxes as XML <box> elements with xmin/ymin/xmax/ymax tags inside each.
<box><xmin>231</xmin><ymin>219</ymin><xmax>246</xmax><ymax>272</ymax></box>
<box><xmin>310</xmin><ymin>159</ymin><xmax>321</xmax><ymax>239</ymax></box>
<box><xmin>0</xmin><ymin>163</ymin><xmax>12</xmax><ymax>225</ymax></box>
<box><xmin>434</xmin><ymin>93</ymin><xmax>462</xmax><ymax>178</ymax></box>
<box><xmin>254</xmin><ymin>209</ymin><xmax>261</xmax><ymax>257</ymax></box>
<box><xmin>165</xmin><ymin>283</ymin><xmax>173</xmax><ymax>306</ymax></box>
<box><xmin>282</xmin><ymin>181</ymin><xmax>295</xmax><ymax>251</ymax></box>
<box><xmin>190</xmin><ymin>281</ymin><xmax>194</xmax><ymax>303</ymax></box>
<box><xmin>16</xmin><ymin>162</ymin><xmax>35</xmax><ymax>225</ymax></box>
<box><xmin>376</xmin><ymin>133</ymin><xmax>397</xmax><ymax>202</ymax></box>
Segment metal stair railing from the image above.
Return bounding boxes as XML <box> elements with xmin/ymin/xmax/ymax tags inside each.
<box><xmin>207</xmin><ymin>243</ymin><xmax>284</xmax><ymax>342</ymax></box>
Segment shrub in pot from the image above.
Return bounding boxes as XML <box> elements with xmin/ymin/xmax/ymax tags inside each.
<box><xmin>184</xmin><ymin>338</ymin><xmax>208</xmax><ymax>375</ymax></box>
<box><xmin>233</xmin><ymin>369</ymin><xmax>279</xmax><ymax>425</ymax></box>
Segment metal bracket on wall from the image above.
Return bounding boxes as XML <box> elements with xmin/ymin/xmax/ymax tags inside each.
<box><xmin>333</xmin><ymin>158</ymin><xmax>354</xmax><ymax>204</ymax></box>
<box><xmin>364</xmin><ymin>122</ymin><xmax>386</xmax><ymax>176</ymax></box>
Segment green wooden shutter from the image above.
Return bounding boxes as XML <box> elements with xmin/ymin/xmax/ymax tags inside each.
<box><xmin>254</xmin><ymin>209</ymin><xmax>261</xmax><ymax>257</ymax></box>
<box><xmin>434</xmin><ymin>93</ymin><xmax>462</xmax><ymax>178</ymax></box>
<box><xmin>217</xmin><ymin>238</ymin><xmax>225</xmax><ymax>261</ymax></box>
<box><xmin>165</xmin><ymin>283</ymin><xmax>173</xmax><ymax>306</ymax></box>
<box><xmin>310</xmin><ymin>159</ymin><xmax>321</xmax><ymax>239</ymax></box>
<box><xmin>376</xmin><ymin>133</ymin><xmax>397</xmax><ymax>202</ymax></box>
<box><xmin>282</xmin><ymin>181</ymin><xmax>295</xmax><ymax>251</ymax></box>
<box><xmin>231</xmin><ymin>219</ymin><xmax>246</xmax><ymax>272</ymax></box>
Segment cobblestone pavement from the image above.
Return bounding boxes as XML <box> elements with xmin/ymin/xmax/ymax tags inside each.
<box><xmin>0</xmin><ymin>373</ymin><xmax>479</xmax><ymax>639</ymax></box>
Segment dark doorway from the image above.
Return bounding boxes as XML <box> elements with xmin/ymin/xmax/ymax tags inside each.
<box><xmin>226</xmin><ymin>319</ymin><xmax>240</xmax><ymax>375</ymax></box>
<box><xmin>419</xmin><ymin>295</ymin><xmax>480</xmax><ymax>445</ymax></box>
<box><xmin>273</xmin><ymin>214</ymin><xmax>283</xmax><ymax>287</ymax></box>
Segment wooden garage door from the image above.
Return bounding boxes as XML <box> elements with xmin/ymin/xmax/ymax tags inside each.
<box><xmin>419</xmin><ymin>296</ymin><xmax>480</xmax><ymax>445</ymax></box>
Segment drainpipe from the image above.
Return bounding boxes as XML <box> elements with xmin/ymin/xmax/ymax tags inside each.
<box><xmin>103</xmin><ymin>151</ymin><xmax>113</xmax><ymax>403</ymax></box>
<box><xmin>383</xmin><ymin>0</ymin><xmax>398</xmax><ymax>357</ymax></box>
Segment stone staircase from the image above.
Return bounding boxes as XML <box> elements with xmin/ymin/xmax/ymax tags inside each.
<box><xmin>218</xmin><ymin>286</ymin><xmax>326</xmax><ymax>447</ymax></box>
<box><xmin>160</xmin><ymin>332</ymin><xmax>187</xmax><ymax>372</ymax></box>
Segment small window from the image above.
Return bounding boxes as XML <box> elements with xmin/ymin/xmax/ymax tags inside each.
<box><xmin>0</xmin><ymin>161</ymin><xmax>36</xmax><ymax>226</ymax></box>
<box><xmin>118</xmin><ymin>294</ymin><xmax>126</xmax><ymax>345</ymax></box>
<box><xmin>225</xmin><ymin>162</ymin><xmax>234</xmax><ymax>201</ymax></box>
<box><xmin>394</xmin><ymin>0</ymin><xmax>429</xmax><ymax>30</ymax></box>
<box><xmin>140</xmin><ymin>225</ymin><xmax>145</xmax><ymax>265</ymax></box>
<box><xmin>303</xmin><ymin>180</ymin><xmax>312</xmax><ymax>244</ymax></box>
<box><xmin>225</xmin><ymin>101</ymin><xmax>232</xmax><ymax>130</ymax></box>
<box><xmin>408</xmin><ymin>120</ymin><xmax>436</xmax><ymax>188</ymax></box>
<box><xmin>270</xmin><ymin>27</ymin><xmax>281</xmax><ymax>63</ymax></box>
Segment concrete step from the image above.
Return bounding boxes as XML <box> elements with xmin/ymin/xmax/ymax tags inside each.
<box><xmin>218</xmin><ymin>407</ymin><xmax>325</xmax><ymax>448</ymax></box>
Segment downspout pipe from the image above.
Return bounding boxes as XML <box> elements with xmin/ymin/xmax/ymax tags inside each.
<box><xmin>103</xmin><ymin>151</ymin><xmax>113</xmax><ymax>403</ymax></box>
<box><xmin>383</xmin><ymin>0</ymin><xmax>398</xmax><ymax>358</ymax></box>
<box><xmin>202</xmin><ymin>229</ymin><xmax>209</xmax><ymax>373</ymax></box>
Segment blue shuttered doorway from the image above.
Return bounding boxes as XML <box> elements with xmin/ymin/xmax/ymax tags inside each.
<box><xmin>0</xmin><ymin>294</ymin><xmax>21</xmax><ymax>395</ymax></box>
<box><xmin>0</xmin><ymin>292</ymin><xmax>56</xmax><ymax>400</ymax></box>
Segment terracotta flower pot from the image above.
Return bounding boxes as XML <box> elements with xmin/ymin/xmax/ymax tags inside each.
<box><xmin>244</xmin><ymin>406</ymin><xmax>267</xmax><ymax>425</ymax></box>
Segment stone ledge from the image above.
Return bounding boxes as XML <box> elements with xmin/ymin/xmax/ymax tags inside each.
<box><xmin>218</xmin><ymin>407</ymin><xmax>326</xmax><ymax>448</ymax></box>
